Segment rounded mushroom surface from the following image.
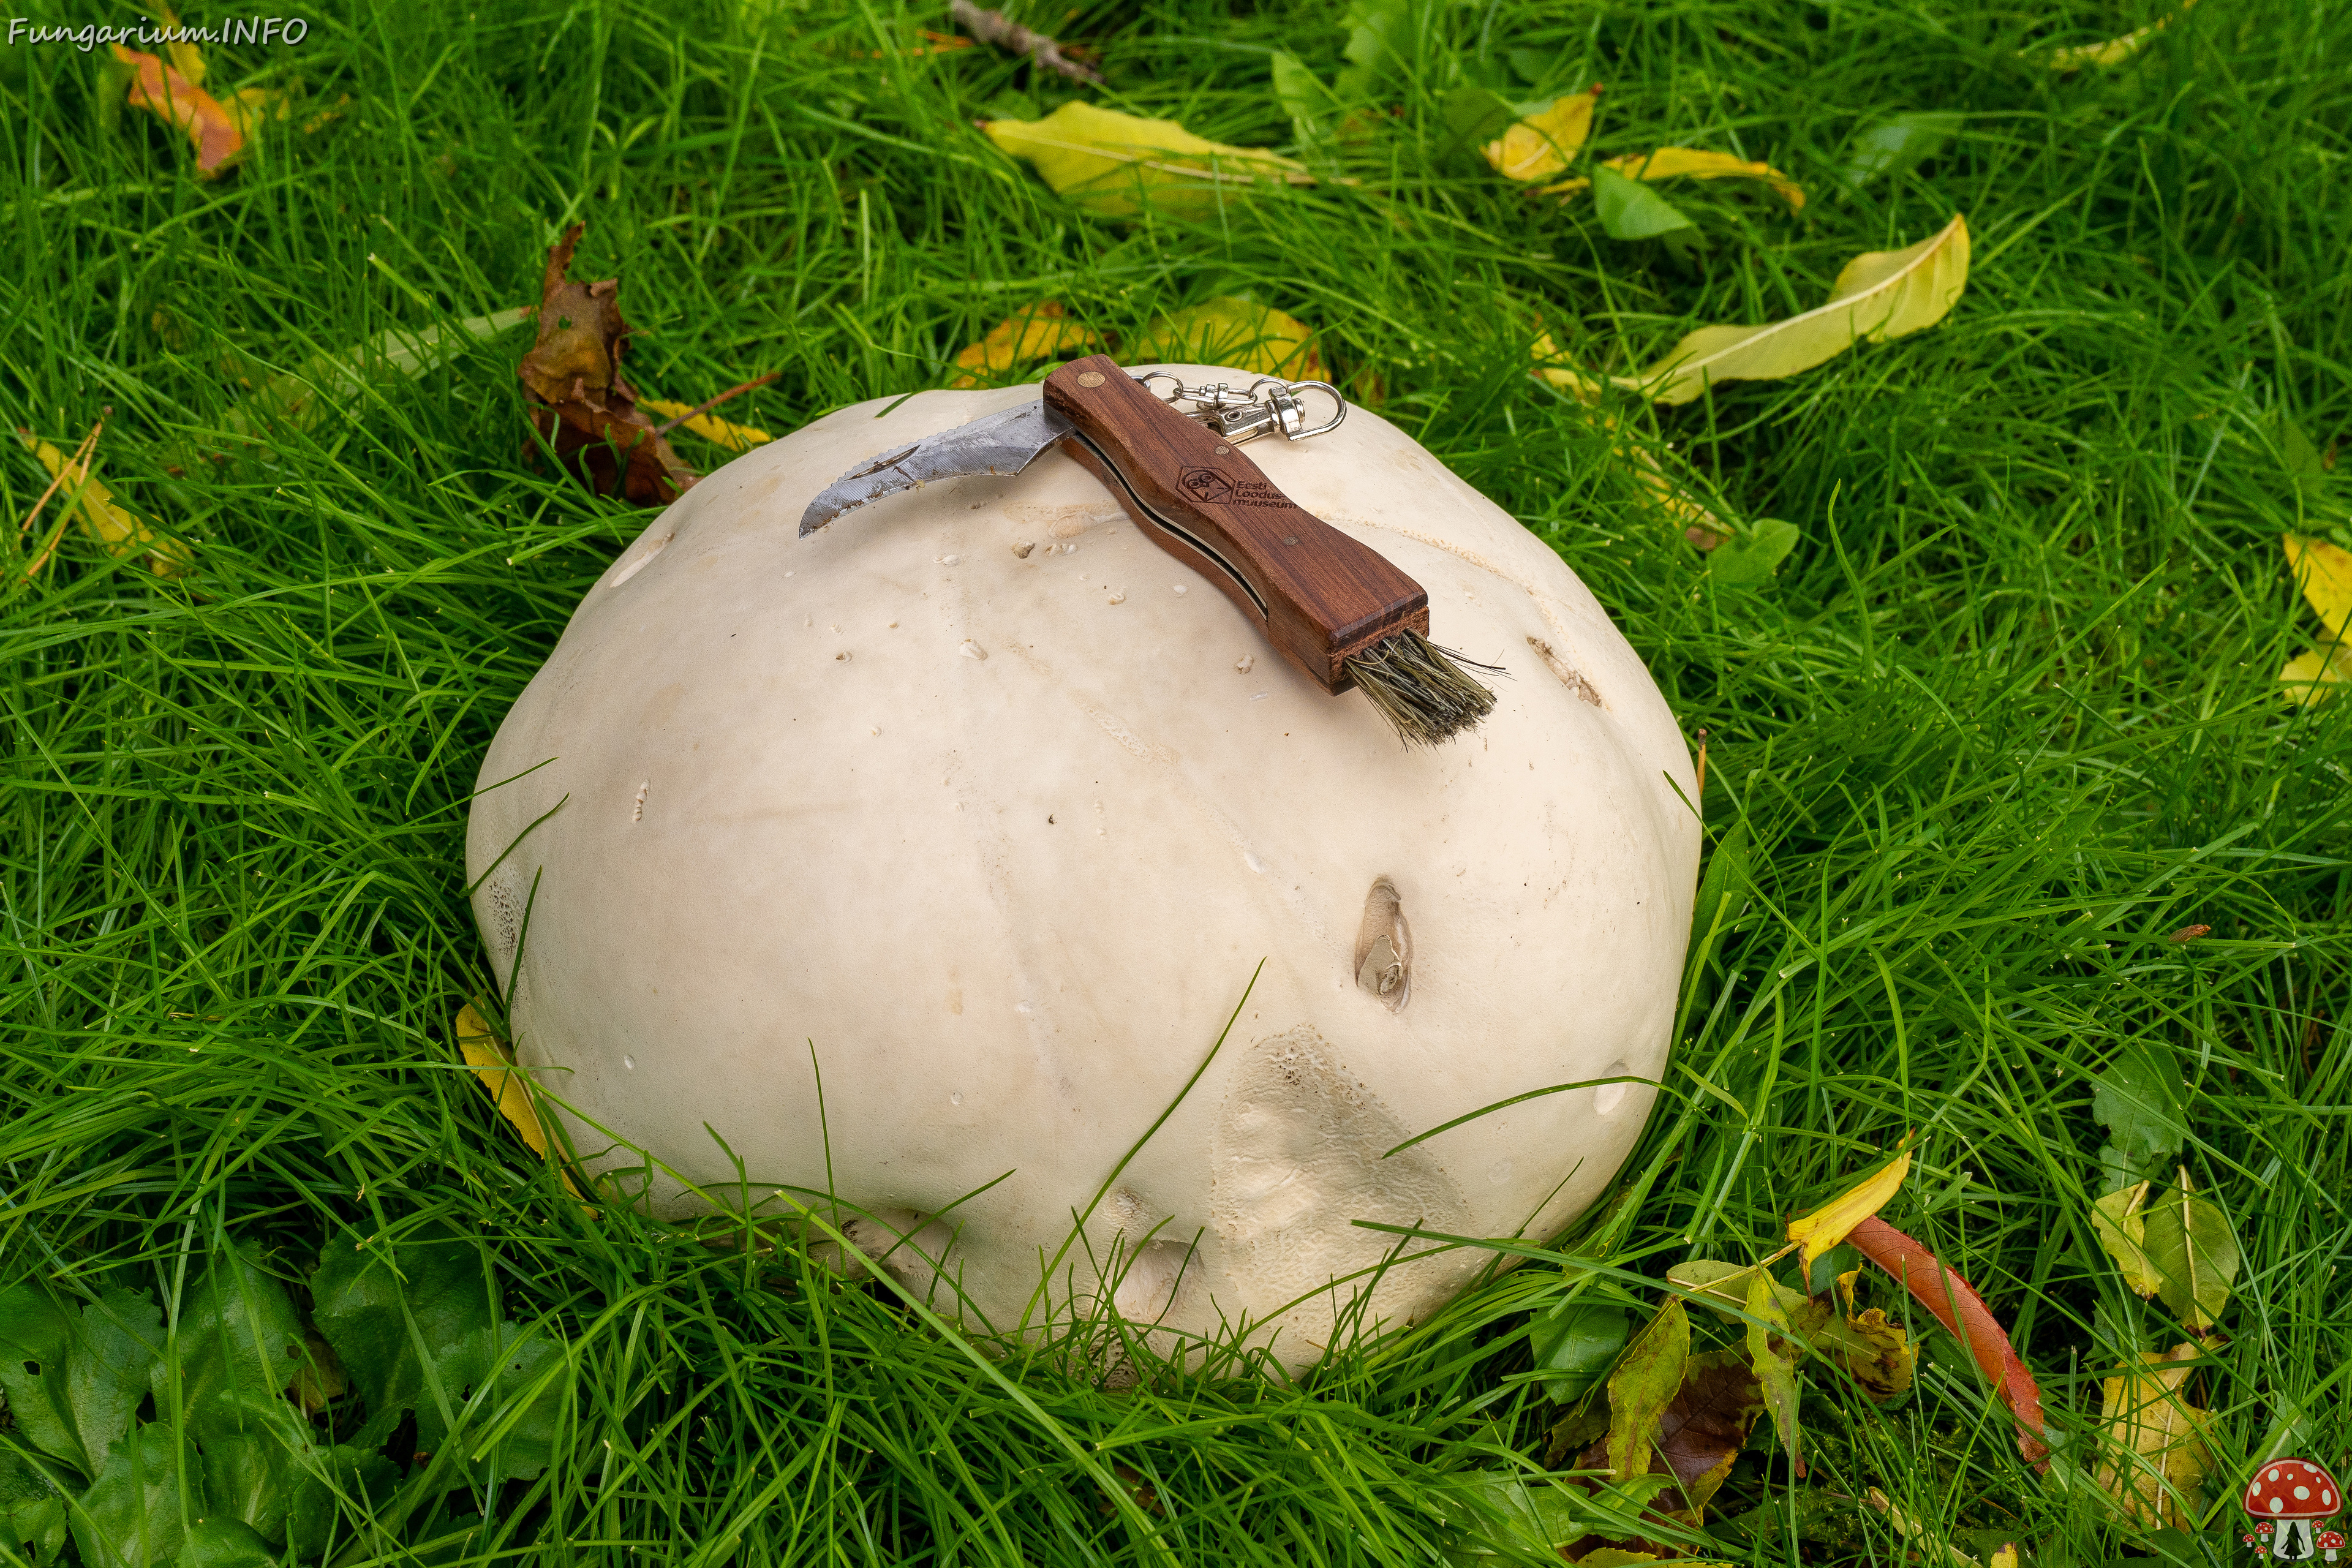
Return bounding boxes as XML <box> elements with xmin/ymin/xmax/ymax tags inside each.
<box><xmin>466</xmin><ymin>365</ymin><xmax>1700</xmax><ymax>1371</ymax></box>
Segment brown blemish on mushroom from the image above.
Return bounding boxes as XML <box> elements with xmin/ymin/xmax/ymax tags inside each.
<box><xmin>1526</xmin><ymin>636</ymin><xmax>1604</xmax><ymax>707</ymax></box>
<box><xmin>1353</xmin><ymin>877</ymin><xmax>1411</xmax><ymax>1011</ymax></box>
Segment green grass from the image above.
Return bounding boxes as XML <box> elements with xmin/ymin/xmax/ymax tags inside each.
<box><xmin>4</xmin><ymin>0</ymin><xmax>2351</xmax><ymax>1562</ymax></box>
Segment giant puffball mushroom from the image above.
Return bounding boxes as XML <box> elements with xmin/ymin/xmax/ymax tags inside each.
<box><xmin>466</xmin><ymin>365</ymin><xmax>1700</xmax><ymax>1371</ymax></box>
<box><xmin>2244</xmin><ymin>1460</ymin><xmax>2342</xmax><ymax>1560</ymax></box>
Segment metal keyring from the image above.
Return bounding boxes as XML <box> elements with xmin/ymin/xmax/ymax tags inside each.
<box><xmin>1251</xmin><ymin>379</ymin><xmax>1347</xmax><ymax>440</ymax></box>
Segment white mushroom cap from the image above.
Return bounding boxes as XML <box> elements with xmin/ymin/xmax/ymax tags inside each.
<box><xmin>466</xmin><ymin>366</ymin><xmax>1700</xmax><ymax>1371</ymax></box>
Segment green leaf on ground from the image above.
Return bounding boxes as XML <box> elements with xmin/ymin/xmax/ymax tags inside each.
<box><xmin>2092</xmin><ymin>1044</ymin><xmax>2187</xmax><ymax>1177</ymax></box>
<box><xmin>1</xmin><ymin>1449</ymin><xmax>69</xmax><ymax>1564</ymax></box>
<box><xmin>1843</xmin><ymin>113</ymin><xmax>1962</xmax><ymax>184</ymax></box>
<box><xmin>0</xmin><ymin>1285</ymin><xmax>80</xmax><ymax>1468</ymax></box>
<box><xmin>1531</xmin><ymin>1297</ymin><xmax>1630</xmax><ymax>1403</ymax></box>
<box><xmin>1591</xmin><ymin>165</ymin><xmax>1695</xmax><ymax>240</ymax></box>
<box><xmin>173</xmin><ymin>1517</ymin><xmax>279</xmax><ymax>1568</ymax></box>
<box><xmin>1745</xmin><ymin>1272</ymin><xmax>1805</xmax><ymax>1477</ymax></box>
<box><xmin>171</xmin><ymin>1243</ymin><xmax>306</xmax><ymax>1427</ymax></box>
<box><xmin>72</xmin><ymin>1423</ymin><xmax>188</xmax><ymax>1568</ymax></box>
<box><xmin>2141</xmin><ymin>1176</ymin><xmax>2238</xmax><ymax>1332</ymax></box>
<box><xmin>311</xmin><ymin>1227</ymin><xmax>500</xmax><ymax>1451</ymax></box>
<box><xmin>1709</xmin><ymin>519</ymin><xmax>1803</xmax><ymax>586</ymax></box>
<box><xmin>1604</xmin><ymin>1297</ymin><xmax>1687</xmax><ymax>1480</ymax></box>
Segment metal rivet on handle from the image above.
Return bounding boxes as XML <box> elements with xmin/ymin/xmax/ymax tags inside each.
<box><xmin>1077</xmin><ymin>372</ymin><xmax>1106</xmax><ymax>388</ymax></box>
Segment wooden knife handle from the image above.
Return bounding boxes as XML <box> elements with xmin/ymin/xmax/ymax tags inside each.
<box><xmin>1042</xmin><ymin>355</ymin><xmax>1428</xmax><ymax>695</ymax></box>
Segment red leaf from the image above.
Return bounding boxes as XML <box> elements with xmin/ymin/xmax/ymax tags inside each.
<box><xmin>1845</xmin><ymin>1215</ymin><xmax>2049</xmax><ymax>1469</ymax></box>
<box><xmin>114</xmin><ymin>46</ymin><xmax>242</xmax><ymax>175</ymax></box>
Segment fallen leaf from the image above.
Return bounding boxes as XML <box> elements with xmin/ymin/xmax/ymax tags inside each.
<box><xmin>1810</xmin><ymin>1306</ymin><xmax>1916</xmax><ymax>1400</ymax></box>
<box><xmin>2049</xmin><ymin>0</ymin><xmax>2198</xmax><ymax>70</ymax></box>
<box><xmin>1129</xmin><ymin>297</ymin><xmax>1325</xmax><ymax>379</ymax></box>
<box><xmin>2092</xmin><ymin>1043</ymin><xmax>2188</xmax><ymax>1180</ymax></box>
<box><xmin>1583</xmin><ymin>1351</ymin><xmax>1763</xmax><ymax>1522</ymax></box>
<box><xmin>112</xmin><ymin>46</ymin><xmax>242</xmax><ymax>176</ymax></box>
<box><xmin>1607</xmin><ymin>215</ymin><xmax>1970</xmax><ymax>405</ymax></box>
<box><xmin>638</xmin><ymin>399</ymin><xmax>774</xmax><ymax>452</ymax></box>
<box><xmin>1786</xmin><ymin>1142</ymin><xmax>1913</xmax><ymax>1269</ymax></box>
<box><xmin>1561</xmin><ymin>148</ymin><xmax>1805</xmax><ymax>211</ymax></box>
<box><xmin>1844</xmin><ymin>113</ymin><xmax>1964</xmax><ymax>185</ymax></box>
<box><xmin>1482</xmin><ymin>91</ymin><xmax>1600</xmax><ymax>183</ymax></box>
<box><xmin>1577</xmin><ymin>1552</ymin><xmax>1662</xmax><ymax>1568</ymax></box>
<box><xmin>1745</xmin><ymin>1272</ymin><xmax>1805</xmax><ymax>1478</ymax></box>
<box><xmin>2095</xmin><ymin>1343</ymin><xmax>2210</xmax><ymax>1529</ymax></box>
<box><xmin>1709</xmin><ymin>519</ymin><xmax>1802</xmax><ymax>587</ymax></box>
<box><xmin>15</xmin><ymin>431</ymin><xmax>186</xmax><ymax>577</ymax></box>
<box><xmin>1270</xmin><ymin>51</ymin><xmax>1343</xmax><ymax>136</ymax></box>
<box><xmin>1845</xmin><ymin>1215</ymin><xmax>2049</xmax><ymax>1469</ymax></box>
<box><xmin>2140</xmin><ymin>1172</ymin><xmax>2237</xmax><ymax>1333</ymax></box>
<box><xmin>454</xmin><ymin>1003</ymin><xmax>587</xmax><ymax>1202</ymax></box>
<box><xmin>947</xmin><ymin>301</ymin><xmax>1101</xmax><ymax>388</ymax></box>
<box><xmin>1991</xmin><ymin>1545</ymin><xmax>2019</xmax><ymax>1568</ymax></box>
<box><xmin>2280</xmin><ymin>643</ymin><xmax>2352</xmax><ymax>704</ymax></box>
<box><xmin>519</xmin><ymin>225</ymin><xmax>695</xmax><ymax>506</ymax></box>
<box><xmin>1589</xmin><ymin>165</ymin><xmax>1697</xmax><ymax>241</ymax></box>
<box><xmin>1605</xmin><ymin>1298</ymin><xmax>1689</xmax><ymax>1482</ymax></box>
<box><xmin>981</xmin><ymin>102</ymin><xmax>1311</xmax><ymax>219</ymax></box>
<box><xmin>1665</xmin><ymin>1260</ymin><xmax>1807</xmax><ymax>1322</ymax></box>
<box><xmin>2285</xmin><ymin>534</ymin><xmax>2352</xmax><ymax>633</ymax></box>
<box><xmin>2093</xmin><ymin>1182</ymin><xmax>2165</xmax><ymax>1297</ymax></box>
<box><xmin>1531</xmin><ymin>1297</ymin><xmax>1632</xmax><ymax>1404</ymax></box>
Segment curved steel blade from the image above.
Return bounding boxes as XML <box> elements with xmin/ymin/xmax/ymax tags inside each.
<box><xmin>797</xmin><ymin>399</ymin><xmax>1074</xmax><ymax>535</ymax></box>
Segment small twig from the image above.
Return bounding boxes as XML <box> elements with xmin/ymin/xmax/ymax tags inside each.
<box><xmin>17</xmin><ymin>417</ymin><xmax>105</xmax><ymax>534</ymax></box>
<box><xmin>650</xmin><ymin>372</ymin><xmax>781</xmax><ymax>439</ymax></box>
<box><xmin>949</xmin><ymin>0</ymin><xmax>1102</xmax><ymax>84</ymax></box>
<box><xmin>20</xmin><ymin>415</ymin><xmax>109</xmax><ymax>581</ymax></box>
<box><xmin>1694</xmin><ymin>727</ymin><xmax>1709</xmax><ymax>801</ymax></box>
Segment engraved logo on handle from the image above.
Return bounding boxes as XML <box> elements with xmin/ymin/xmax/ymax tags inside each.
<box><xmin>1178</xmin><ymin>467</ymin><xmax>1234</xmax><ymax>502</ymax></box>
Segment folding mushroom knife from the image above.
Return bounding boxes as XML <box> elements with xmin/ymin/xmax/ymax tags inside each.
<box><xmin>797</xmin><ymin>355</ymin><xmax>1432</xmax><ymax>698</ymax></box>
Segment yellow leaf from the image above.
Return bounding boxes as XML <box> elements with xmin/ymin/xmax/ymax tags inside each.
<box><xmin>16</xmin><ymin>432</ymin><xmax>187</xmax><ymax>577</ymax></box>
<box><xmin>2095</xmin><ymin>1343</ymin><xmax>2210</xmax><ymax>1530</ymax></box>
<box><xmin>1813</xmin><ymin>1306</ymin><xmax>1917</xmax><ymax>1401</ymax></box>
<box><xmin>1990</xmin><ymin>1547</ymin><xmax>2019</xmax><ymax>1568</ymax></box>
<box><xmin>639</xmin><ymin>398</ymin><xmax>774</xmax><ymax>452</ymax></box>
<box><xmin>1596</xmin><ymin>147</ymin><xmax>1805</xmax><ymax>211</ymax></box>
<box><xmin>1787</xmin><ymin>1142</ymin><xmax>1913</xmax><ymax>1268</ymax></box>
<box><xmin>1578</xmin><ymin>1553</ymin><xmax>1662</xmax><ymax>1568</ymax></box>
<box><xmin>159</xmin><ymin>7</ymin><xmax>205</xmax><ymax>87</ymax></box>
<box><xmin>113</xmin><ymin>45</ymin><xmax>244</xmax><ymax>178</ymax></box>
<box><xmin>454</xmin><ymin>1001</ymin><xmax>587</xmax><ymax>1201</ymax></box>
<box><xmin>2280</xmin><ymin>643</ymin><xmax>2352</xmax><ymax>705</ymax></box>
<box><xmin>2093</xmin><ymin>1182</ymin><xmax>2166</xmax><ymax>1297</ymax></box>
<box><xmin>946</xmin><ymin>300</ymin><xmax>1101</xmax><ymax>389</ymax></box>
<box><xmin>2284</xmin><ymin>533</ymin><xmax>2352</xmax><ymax>637</ymax></box>
<box><xmin>2049</xmin><ymin>0</ymin><xmax>2198</xmax><ymax>70</ymax></box>
<box><xmin>981</xmin><ymin>101</ymin><xmax>1311</xmax><ymax>219</ymax></box>
<box><xmin>1532</xmin><ymin>333</ymin><xmax>1726</xmax><ymax>536</ymax></box>
<box><xmin>1129</xmin><ymin>296</ymin><xmax>1325</xmax><ymax>380</ymax></box>
<box><xmin>1482</xmin><ymin>91</ymin><xmax>1600</xmax><ymax>183</ymax></box>
<box><xmin>1613</xmin><ymin>216</ymin><xmax>1968</xmax><ymax>405</ymax></box>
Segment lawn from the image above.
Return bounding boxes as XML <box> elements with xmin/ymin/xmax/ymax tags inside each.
<box><xmin>3</xmin><ymin>0</ymin><xmax>2349</xmax><ymax>1564</ymax></box>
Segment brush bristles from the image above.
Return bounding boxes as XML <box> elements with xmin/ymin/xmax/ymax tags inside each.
<box><xmin>1344</xmin><ymin>629</ymin><xmax>1504</xmax><ymax>748</ymax></box>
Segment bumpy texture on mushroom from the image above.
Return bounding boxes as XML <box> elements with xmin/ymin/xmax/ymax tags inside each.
<box><xmin>466</xmin><ymin>366</ymin><xmax>1700</xmax><ymax>1371</ymax></box>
